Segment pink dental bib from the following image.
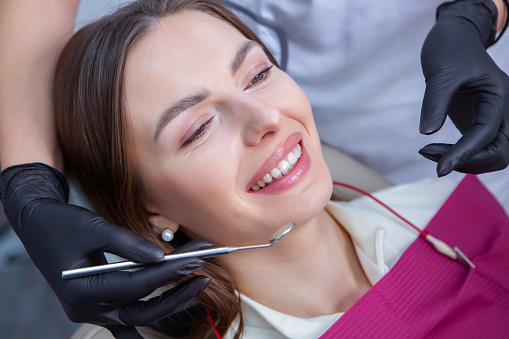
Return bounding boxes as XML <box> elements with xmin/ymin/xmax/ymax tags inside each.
<box><xmin>321</xmin><ymin>175</ymin><xmax>509</xmax><ymax>338</ymax></box>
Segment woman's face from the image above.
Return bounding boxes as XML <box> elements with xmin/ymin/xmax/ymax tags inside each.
<box><xmin>125</xmin><ymin>10</ymin><xmax>332</xmax><ymax>246</ymax></box>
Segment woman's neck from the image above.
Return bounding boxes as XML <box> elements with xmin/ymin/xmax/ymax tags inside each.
<box><xmin>218</xmin><ymin>208</ymin><xmax>372</xmax><ymax>318</ymax></box>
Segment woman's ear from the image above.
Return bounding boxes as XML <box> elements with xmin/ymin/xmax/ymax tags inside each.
<box><xmin>147</xmin><ymin>213</ymin><xmax>180</xmax><ymax>237</ymax></box>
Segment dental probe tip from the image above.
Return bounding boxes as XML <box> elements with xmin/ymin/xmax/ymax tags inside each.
<box><xmin>454</xmin><ymin>246</ymin><xmax>476</xmax><ymax>269</ymax></box>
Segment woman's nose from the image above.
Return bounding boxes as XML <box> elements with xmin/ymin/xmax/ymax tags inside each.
<box><xmin>234</xmin><ymin>95</ymin><xmax>282</xmax><ymax>146</ymax></box>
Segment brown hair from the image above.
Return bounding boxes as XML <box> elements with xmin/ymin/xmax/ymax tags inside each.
<box><xmin>53</xmin><ymin>0</ymin><xmax>278</xmax><ymax>337</ymax></box>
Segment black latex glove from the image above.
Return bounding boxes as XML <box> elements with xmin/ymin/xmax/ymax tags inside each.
<box><xmin>0</xmin><ymin>163</ymin><xmax>213</xmax><ymax>338</ymax></box>
<box><xmin>420</xmin><ymin>0</ymin><xmax>509</xmax><ymax>176</ymax></box>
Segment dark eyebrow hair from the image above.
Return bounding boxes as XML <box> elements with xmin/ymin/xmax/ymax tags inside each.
<box><xmin>154</xmin><ymin>89</ymin><xmax>210</xmax><ymax>141</ymax></box>
<box><xmin>230</xmin><ymin>40</ymin><xmax>258</xmax><ymax>76</ymax></box>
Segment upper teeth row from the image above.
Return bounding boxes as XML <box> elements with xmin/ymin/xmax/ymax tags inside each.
<box><xmin>250</xmin><ymin>144</ymin><xmax>302</xmax><ymax>191</ymax></box>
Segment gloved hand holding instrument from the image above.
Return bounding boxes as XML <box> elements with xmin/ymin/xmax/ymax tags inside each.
<box><xmin>0</xmin><ymin>163</ymin><xmax>212</xmax><ymax>339</ymax></box>
<box><xmin>419</xmin><ymin>0</ymin><xmax>509</xmax><ymax>176</ymax></box>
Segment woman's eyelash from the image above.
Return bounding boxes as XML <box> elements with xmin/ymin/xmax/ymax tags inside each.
<box><xmin>247</xmin><ymin>65</ymin><xmax>274</xmax><ymax>89</ymax></box>
<box><xmin>182</xmin><ymin>65</ymin><xmax>273</xmax><ymax>147</ymax></box>
<box><xmin>183</xmin><ymin>117</ymin><xmax>213</xmax><ymax>147</ymax></box>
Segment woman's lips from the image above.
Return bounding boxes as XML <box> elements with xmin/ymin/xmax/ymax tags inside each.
<box><xmin>247</xmin><ymin>132</ymin><xmax>310</xmax><ymax>193</ymax></box>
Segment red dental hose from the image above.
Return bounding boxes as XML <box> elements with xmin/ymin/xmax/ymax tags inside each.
<box><xmin>332</xmin><ymin>181</ymin><xmax>428</xmax><ymax>238</ymax></box>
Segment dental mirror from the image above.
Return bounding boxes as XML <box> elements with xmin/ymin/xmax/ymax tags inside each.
<box><xmin>62</xmin><ymin>221</ymin><xmax>295</xmax><ymax>279</ymax></box>
<box><xmin>270</xmin><ymin>222</ymin><xmax>294</xmax><ymax>244</ymax></box>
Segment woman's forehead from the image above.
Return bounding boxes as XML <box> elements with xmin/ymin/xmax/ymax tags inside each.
<box><xmin>125</xmin><ymin>10</ymin><xmax>247</xmax><ymax>90</ymax></box>
<box><xmin>136</xmin><ymin>10</ymin><xmax>245</xmax><ymax>60</ymax></box>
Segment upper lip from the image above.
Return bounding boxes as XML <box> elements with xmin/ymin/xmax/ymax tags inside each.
<box><xmin>247</xmin><ymin>132</ymin><xmax>302</xmax><ymax>190</ymax></box>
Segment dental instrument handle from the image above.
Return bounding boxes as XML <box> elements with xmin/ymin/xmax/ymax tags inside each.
<box><xmin>425</xmin><ymin>234</ymin><xmax>457</xmax><ymax>260</ymax></box>
<box><xmin>62</xmin><ymin>243</ymin><xmax>272</xmax><ymax>279</ymax></box>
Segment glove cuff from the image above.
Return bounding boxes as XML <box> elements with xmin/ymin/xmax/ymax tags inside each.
<box><xmin>437</xmin><ymin>0</ymin><xmax>498</xmax><ymax>48</ymax></box>
<box><xmin>0</xmin><ymin>163</ymin><xmax>69</xmax><ymax>230</ymax></box>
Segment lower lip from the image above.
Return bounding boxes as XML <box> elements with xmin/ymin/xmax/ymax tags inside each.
<box><xmin>249</xmin><ymin>142</ymin><xmax>310</xmax><ymax>194</ymax></box>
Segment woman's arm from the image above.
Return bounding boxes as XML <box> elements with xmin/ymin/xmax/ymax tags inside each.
<box><xmin>0</xmin><ymin>0</ymin><xmax>78</xmax><ymax>170</ymax></box>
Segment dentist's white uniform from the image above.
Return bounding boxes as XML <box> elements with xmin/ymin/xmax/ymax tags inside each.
<box><xmin>76</xmin><ymin>0</ymin><xmax>509</xmax><ymax>213</ymax></box>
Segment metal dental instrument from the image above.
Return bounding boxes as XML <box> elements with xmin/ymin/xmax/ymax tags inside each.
<box><xmin>62</xmin><ymin>222</ymin><xmax>295</xmax><ymax>280</ymax></box>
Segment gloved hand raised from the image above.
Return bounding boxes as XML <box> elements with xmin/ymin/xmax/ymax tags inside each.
<box><xmin>419</xmin><ymin>0</ymin><xmax>509</xmax><ymax>176</ymax></box>
<box><xmin>0</xmin><ymin>163</ymin><xmax>212</xmax><ymax>339</ymax></box>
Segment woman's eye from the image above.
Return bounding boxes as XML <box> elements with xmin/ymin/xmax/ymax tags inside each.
<box><xmin>183</xmin><ymin>117</ymin><xmax>213</xmax><ymax>147</ymax></box>
<box><xmin>246</xmin><ymin>65</ymin><xmax>274</xmax><ymax>89</ymax></box>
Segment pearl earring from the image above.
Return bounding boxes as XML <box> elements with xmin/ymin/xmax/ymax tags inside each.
<box><xmin>161</xmin><ymin>229</ymin><xmax>174</xmax><ymax>242</ymax></box>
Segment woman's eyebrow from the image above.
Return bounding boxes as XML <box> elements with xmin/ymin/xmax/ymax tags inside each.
<box><xmin>154</xmin><ymin>89</ymin><xmax>211</xmax><ymax>141</ymax></box>
<box><xmin>230</xmin><ymin>40</ymin><xmax>258</xmax><ymax>76</ymax></box>
<box><xmin>153</xmin><ymin>41</ymin><xmax>258</xmax><ymax>142</ymax></box>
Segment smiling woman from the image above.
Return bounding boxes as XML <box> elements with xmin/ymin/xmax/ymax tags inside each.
<box><xmin>53</xmin><ymin>0</ymin><xmax>509</xmax><ymax>338</ymax></box>
<box><xmin>54</xmin><ymin>1</ymin><xmax>285</xmax><ymax>337</ymax></box>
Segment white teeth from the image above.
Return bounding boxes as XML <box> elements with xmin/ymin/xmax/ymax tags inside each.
<box><xmin>278</xmin><ymin>159</ymin><xmax>291</xmax><ymax>175</ymax></box>
<box><xmin>270</xmin><ymin>168</ymin><xmax>282</xmax><ymax>180</ymax></box>
<box><xmin>287</xmin><ymin>152</ymin><xmax>298</xmax><ymax>165</ymax></box>
<box><xmin>294</xmin><ymin>144</ymin><xmax>301</xmax><ymax>157</ymax></box>
<box><xmin>250</xmin><ymin>143</ymin><xmax>302</xmax><ymax>191</ymax></box>
<box><xmin>262</xmin><ymin>173</ymin><xmax>273</xmax><ymax>183</ymax></box>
